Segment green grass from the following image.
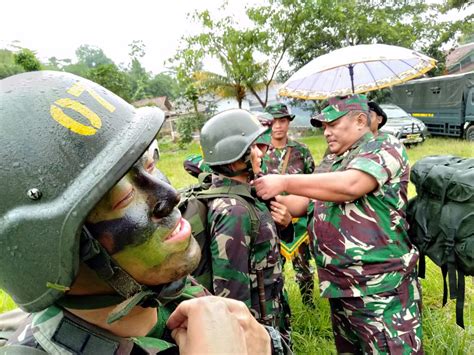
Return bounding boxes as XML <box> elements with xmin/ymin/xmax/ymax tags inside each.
<box><xmin>1</xmin><ymin>134</ymin><xmax>473</xmax><ymax>353</ymax></box>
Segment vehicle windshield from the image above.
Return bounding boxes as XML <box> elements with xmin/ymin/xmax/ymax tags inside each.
<box><xmin>382</xmin><ymin>106</ymin><xmax>409</xmax><ymax>119</ymax></box>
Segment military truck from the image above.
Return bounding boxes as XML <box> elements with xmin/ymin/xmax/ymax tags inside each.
<box><xmin>392</xmin><ymin>71</ymin><xmax>474</xmax><ymax>141</ymax></box>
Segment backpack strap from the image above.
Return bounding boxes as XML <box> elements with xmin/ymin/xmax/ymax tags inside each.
<box><xmin>456</xmin><ymin>269</ymin><xmax>465</xmax><ymax>329</ymax></box>
<box><xmin>196</xmin><ymin>185</ymin><xmax>261</xmax><ymax>245</ymax></box>
<box><xmin>280</xmin><ymin>147</ymin><xmax>292</xmax><ymax>175</ymax></box>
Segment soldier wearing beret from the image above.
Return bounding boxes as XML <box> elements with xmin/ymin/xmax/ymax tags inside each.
<box><xmin>255</xmin><ymin>94</ymin><xmax>423</xmax><ymax>354</ymax></box>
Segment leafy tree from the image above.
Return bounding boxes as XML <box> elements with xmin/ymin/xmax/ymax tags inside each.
<box><xmin>278</xmin><ymin>0</ymin><xmax>472</xmax><ymax>76</ymax></box>
<box><xmin>75</xmin><ymin>44</ymin><xmax>113</xmax><ymax>68</ymax></box>
<box><xmin>145</xmin><ymin>73</ymin><xmax>180</xmax><ymax>99</ymax></box>
<box><xmin>127</xmin><ymin>40</ymin><xmax>150</xmax><ymax>101</ymax></box>
<box><xmin>87</xmin><ymin>63</ymin><xmax>132</xmax><ymax>102</ymax></box>
<box><xmin>169</xmin><ymin>47</ymin><xmax>206</xmax><ymax>115</ymax></box>
<box><xmin>172</xmin><ymin>2</ymin><xmax>300</xmax><ymax>109</ymax></box>
<box><xmin>14</xmin><ymin>48</ymin><xmax>41</xmax><ymax>72</ymax></box>
<box><xmin>0</xmin><ymin>49</ymin><xmax>24</xmax><ymax>79</ymax></box>
<box><xmin>63</xmin><ymin>62</ymin><xmax>90</xmax><ymax>78</ymax></box>
<box><xmin>246</xmin><ymin>0</ymin><xmax>309</xmax><ymax>106</ymax></box>
<box><xmin>44</xmin><ymin>57</ymin><xmax>72</xmax><ymax>71</ymax></box>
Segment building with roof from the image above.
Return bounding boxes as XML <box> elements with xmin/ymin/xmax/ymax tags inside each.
<box><xmin>446</xmin><ymin>42</ymin><xmax>474</xmax><ymax>74</ymax></box>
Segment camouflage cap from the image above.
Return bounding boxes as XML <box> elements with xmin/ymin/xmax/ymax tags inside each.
<box><xmin>310</xmin><ymin>94</ymin><xmax>369</xmax><ymax>127</ymax></box>
<box><xmin>265</xmin><ymin>103</ymin><xmax>295</xmax><ymax>121</ymax></box>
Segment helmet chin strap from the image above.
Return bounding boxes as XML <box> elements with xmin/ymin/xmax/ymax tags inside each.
<box><xmin>77</xmin><ymin>226</ymin><xmax>186</xmax><ymax>324</ymax></box>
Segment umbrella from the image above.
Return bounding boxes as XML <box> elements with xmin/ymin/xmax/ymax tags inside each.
<box><xmin>278</xmin><ymin>44</ymin><xmax>436</xmax><ymax>100</ymax></box>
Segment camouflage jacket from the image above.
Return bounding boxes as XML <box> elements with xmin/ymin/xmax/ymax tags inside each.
<box><xmin>5</xmin><ymin>277</ymin><xmax>208</xmax><ymax>354</ymax></box>
<box><xmin>309</xmin><ymin>132</ymin><xmax>419</xmax><ymax>298</ymax></box>
<box><xmin>207</xmin><ymin>174</ymin><xmax>285</xmax><ymax>321</ymax></box>
<box><xmin>261</xmin><ymin>138</ymin><xmax>315</xmax><ymax>175</ymax></box>
<box><xmin>261</xmin><ymin>138</ymin><xmax>315</xmax><ymax>259</ymax></box>
<box><xmin>183</xmin><ymin>154</ymin><xmax>212</xmax><ymax>178</ymax></box>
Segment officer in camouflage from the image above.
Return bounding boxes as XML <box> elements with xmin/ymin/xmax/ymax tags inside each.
<box><xmin>254</xmin><ymin>95</ymin><xmax>423</xmax><ymax>354</ymax></box>
<box><xmin>263</xmin><ymin>103</ymin><xmax>316</xmax><ymax>307</ymax></box>
<box><xmin>199</xmin><ymin>109</ymin><xmax>292</xmax><ymax>350</ymax></box>
<box><xmin>0</xmin><ymin>72</ymin><xmax>272</xmax><ymax>354</ymax></box>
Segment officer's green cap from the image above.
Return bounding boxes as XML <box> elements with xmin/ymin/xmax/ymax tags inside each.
<box><xmin>311</xmin><ymin>94</ymin><xmax>369</xmax><ymax>127</ymax></box>
<box><xmin>264</xmin><ymin>103</ymin><xmax>295</xmax><ymax>121</ymax></box>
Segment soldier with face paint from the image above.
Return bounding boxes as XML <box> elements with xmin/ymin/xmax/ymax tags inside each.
<box><xmin>254</xmin><ymin>95</ymin><xmax>423</xmax><ymax>354</ymax></box>
<box><xmin>0</xmin><ymin>72</ymin><xmax>271</xmax><ymax>354</ymax></box>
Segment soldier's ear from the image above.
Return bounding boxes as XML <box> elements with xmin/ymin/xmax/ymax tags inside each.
<box><xmin>355</xmin><ymin>112</ymin><xmax>369</xmax><ymax>128</ymax></box>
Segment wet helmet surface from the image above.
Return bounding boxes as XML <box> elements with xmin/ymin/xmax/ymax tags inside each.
<box><xmin>200</xmin><ymin>109</ymin><xmax>267</xmax><ymax>166</ymax></box>
<box><xmin>0</xmin><ymin>71</ymin><xmax>164</xmax><ymax>311</ymax></box>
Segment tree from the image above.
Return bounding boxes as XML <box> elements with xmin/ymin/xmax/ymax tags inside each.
<box><xmin>87</xmin><ymin>63</ymin><xmax>132</xmax><ymax>102</ymax></box>
<box><xmin>127</xmin><ymin>40</ymin><xmax>150</xmax><ymax>101</ymax></box>
<box><xmin>278</xmin><ymin>0</ymin><xmax>472</xmax><ymax>76</ymax></box>
<box><xmin>172</xmin><ymin>2</ymin><xmax>301</xmax><ymax>109</ymax></box>
<box><xmin>169</xmin><ymin>47</ymin><xmax>206</xmax><ymax>115</ymax></box>
<box><xmin>146</xmin><ymin>72</ymin><xmax>180</xmax><ymax>99</ymax></box>
<box><xmin>14</xmin><ymin>48</ymin><xmax>41</xmax><ymax>72</ymax></box>
<box><xmin>75</xmin><ymin>45</ymin><xmax>113</xmax><ymax>68</ymax></box>
<box><xmin>0</xmin><ymin>49</ymin><xmax>24</xmax><ymax>79</ymax></box>
<box><xmin>44</xmin><ymin>57</ymin><xmax>72</xmax><ymax>71</ymax></box>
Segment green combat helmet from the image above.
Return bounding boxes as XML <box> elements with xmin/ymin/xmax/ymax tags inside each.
<box><xmin>200</xmin><ymin>109</ymin><xmax>267</xmax><ymax>166</ymax></box>
<box><xmin>0</xmin><ymin>71</ymin><xmax>164</xmax><ymax>312</ymax></box>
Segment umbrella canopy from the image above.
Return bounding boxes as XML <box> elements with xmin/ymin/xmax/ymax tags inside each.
<box><xmin>279</xmin><ymin>44</ymin><xmax>436</xmax><ymax>100</ymax></box>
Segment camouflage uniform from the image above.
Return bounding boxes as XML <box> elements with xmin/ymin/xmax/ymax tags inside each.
<box><xmin>206</xmin><ymin>174</ymin><xmax>289</xmax><ymax>339</ymax></box>
<box><xmin>262</xmin><ymin>103</ymin><xmax>316</xmax><ymax>307</ymax></box>
<box><xmin>183</xmin><ymin>153</ymin><xmax>212</xmax><ymax>178</ymax></box>
<box><xmin>310</xmin><ymin>95</ymin><xmax>422</xmax><ymax>354</ymax></box>
<box><xmin>6</xmin><ymin>277</ymin><xmax>209</xmax><ymax>354</ymax></box>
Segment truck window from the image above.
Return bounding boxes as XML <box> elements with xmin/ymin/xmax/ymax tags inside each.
<box><xmin>430</xmin><ymin>86</ymin><xmax>441</xmax><ymax>94</ymax></box>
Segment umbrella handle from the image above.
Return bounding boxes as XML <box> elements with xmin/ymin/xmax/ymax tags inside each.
<box><xmin>348</xmin><ymin>64</ymin><xmax>355</xmax><ymax>93</ymax></box>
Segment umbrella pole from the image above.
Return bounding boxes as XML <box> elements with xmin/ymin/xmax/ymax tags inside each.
<box><xmin>348</xmin><ymin>64</ymin><xmax>355</xmax><ymax>93</ymax></box>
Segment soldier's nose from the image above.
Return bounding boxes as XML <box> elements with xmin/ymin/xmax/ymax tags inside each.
<box><xmin>153</xmin><ymin>194</ymin><xmax>180</xmax><ymax>218</ymax></box>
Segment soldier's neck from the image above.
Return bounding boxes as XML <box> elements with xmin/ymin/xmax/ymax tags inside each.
<box><xmin>271</xmin><ymin>136</ymin><xmax>288</xmax><ymax>149</ymax></box>
<box><xmin>66</xmin><ymin>264</ymin><xmax>158</xmax><ymax>337</ymax></box>
<box><xmin>66</xmin><ymin>304</ymin><xmax>158</xmax><ymax>338</ymax></box>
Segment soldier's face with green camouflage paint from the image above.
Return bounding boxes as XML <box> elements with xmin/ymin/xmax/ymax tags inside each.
<box><xmin>85</xmin><ymin>140</ymin><xmax>200</xmax><ymax>286</ymax></box>
<box><xmin>271</xmin><ymin>117</ymin><xmax>290</xmax><ymax>140</ymax></box>
<box><xmin>322</xmin><ymin>112</ymin><xmax>369</xmax><ymax>155</ymax></box>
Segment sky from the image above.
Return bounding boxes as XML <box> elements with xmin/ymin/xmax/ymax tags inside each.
<box><xmin>1</xmin><ymin>1</ymin><xmax>471</xmax><ymax>76</ymax></box>
<box><xmin>0</xmin><ymin>0</ymin><xmax>255</xmax><ymax>75</ymax></box>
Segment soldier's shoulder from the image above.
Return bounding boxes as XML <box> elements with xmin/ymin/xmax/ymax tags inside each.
<box><xmin>208</xmin><ymin>196</ymin><xmax>251</xmax><ymax>217</ymax></box>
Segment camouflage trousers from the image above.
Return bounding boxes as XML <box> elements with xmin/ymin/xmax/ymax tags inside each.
<box><xmin>328</xmin><ymin>276</ymin><xmax>423</xmax><ymax>355</ymax></box>
<box><xmin>293</xmin><ymin>242</ymin><xmax>315</xmax><ymax>307</ymax></box>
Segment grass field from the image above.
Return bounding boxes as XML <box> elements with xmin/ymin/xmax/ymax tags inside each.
<box><xmin>1</xmin><ymin>133</ymin><xmax>473</xmax><ymax>353</ymax></box>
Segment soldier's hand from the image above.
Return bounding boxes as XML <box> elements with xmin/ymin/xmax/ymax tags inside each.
<box><xmin>270</xmin><ymin>200</ymin><xmax>292</xmax><ymax>228</ymax></box>
<box><xmin>253</xmin><ymin>174</ymin><xmax>287</xmax><ymax>200</ymax></box>
<box><xmin>167</xmin><ymin>296</ymin><xmax>270</xmax><ymax>355</ymax></box>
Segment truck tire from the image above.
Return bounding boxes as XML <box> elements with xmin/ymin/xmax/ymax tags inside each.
<box><xmin>466</xmin><ymin>125</ymin><xmax>474</xmax><ymax>141</ymax></box>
